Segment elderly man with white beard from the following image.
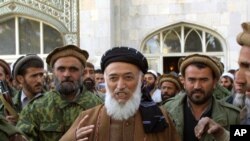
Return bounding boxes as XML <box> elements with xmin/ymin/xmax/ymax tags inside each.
<box><xmin>60</xmin><ymin>46</ymin><xmax>180</xmax><ymax>141</ymax></box>
<box><xmin>236</xmin><ymin>22</ymin><xmax>250</xmax><ymax>125</ymax></box>
<box><xmin>193</xmin><ymin>22</ymin><xmax>250</xmax><ymax>141</ymax></box>
<box><xmin>232</xmin><ymin>70</ymin><xmax>247</xmax><ymax>108</ymax></box>
<box><xmin>224</xmin><ymin>69</ymin><xmax>247</xmax><ymax>109</ymax></box>
<box><xmin>241</xmin><ymin>90</ymin><xmax>250</xmax><ymax>124</ymax></box>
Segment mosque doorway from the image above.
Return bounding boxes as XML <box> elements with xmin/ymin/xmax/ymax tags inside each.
<box><xmin>163</xmin><ymin>56</ymin><xmax>184</xmax><ymax>75</ymax></box>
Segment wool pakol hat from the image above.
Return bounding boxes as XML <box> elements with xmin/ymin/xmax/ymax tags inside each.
<box><xmin>159</xmin><ymin>74</ymin><xmax>183</xmax><ymax>91</ymax></box>
<box><xmin>0</xmin><ymin>59</ymin><xmax>11</xmax><ymax>76</ymax></box>
<box><xmin>101</xmin><ymin>46</ymin><xmax>148</xmax><ymax>73</ymax></box>
<box><xmin>46</xmin><ymin>44</ymin><xmax>89</xmax><ymax>67</ymax></box>
<box><xmin>237</xmin><ymin>22</ymin><xmax>250</xmax><ymax>47</ymax></box>
<box><xmin>178</xmin><ymin>54</ymin><xmax>224</xmax><ymax>80</ymax></box>
<box><xmin>12</xmin><ymin>54</ymin><xmax>44</xmax><ymax>79</ymax></box>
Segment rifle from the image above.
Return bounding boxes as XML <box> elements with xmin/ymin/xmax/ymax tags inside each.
<box><xmin>0</xmin><ymin>80</ymin><xmax>18</xmax><ymax>116</ymax></box>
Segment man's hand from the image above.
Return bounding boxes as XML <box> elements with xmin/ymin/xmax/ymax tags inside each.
<box><xmin>75</xmin><ymin>115</ymin><xmax>95</xmax><ymax>141</ymax></box>
<box><xmin>194</xmin><ymin>117</ymin><xmax>229</xmax><ymax>141</ymax></box>
<box><xmin>5</xmin><ymin>114</ymin><xmax>18</xmax><ymax>125</ymax></box>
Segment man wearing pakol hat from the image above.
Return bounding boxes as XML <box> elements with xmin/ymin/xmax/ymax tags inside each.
<box><xmin>0</xmin><ymin>59</ymin><xmax>14</xmax><ymax>97</ymax></box>
<box><xmin>164</xmin><ymin>54</ymin><xmax>240</xmax><ymax>141</ymax></box>
<box><xmin>0</xmin><ymin>59</ymin><xmax>11</xmax><ymax>83</ymax></box>
<box><xmin>17</xmin><ymin>45</ymin><xmax>103</xmax><ymax>141</ymax></box>
<box><xmin>158</xmin><ymin>73</ymin><xmax>183</xmax><ymax>105</ymax></box>
<box><xmin>0</xmin><ymin>59</ymin><xmax>15</xmax><ymax>110</ymax></box>
<box><xmin>60</xmin><ymin>46</ymin><xmax>180</xmax><ymax>141</ymax></box>
<box><xmin>3</xmin><ymin>55</ymin><xmax>45</xmax><ymax>124</ymax></box>
<box><xmin>220</xmin><ymin>72</ymin><xmax>234</xmax><ymax>92</ymax></box>
<box><xmin>236</xmin><ymin>22</ymin><xmax>250</xmax><ymax>125</ymax></box>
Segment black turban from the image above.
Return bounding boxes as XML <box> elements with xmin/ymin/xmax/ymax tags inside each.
<box><xmin>101</xmin><ymin>46</ymin><xmax>148</xmax><ymax>73</ymax></box>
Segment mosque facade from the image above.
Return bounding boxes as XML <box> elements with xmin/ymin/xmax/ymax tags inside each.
<box><xmin>0</xmin><ymin>0</ymin><xmax>249</xmax><ymax>74</ymax></box>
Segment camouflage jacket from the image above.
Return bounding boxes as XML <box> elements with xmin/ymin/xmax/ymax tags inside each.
<box><xmin>16</xmin><ymin>88</ymin><xmax>103</xmax><ymax>141</ymax></box>
<box><xmin>0</xmin><ymin>89</ymin><xmax>42</xmax><ymax>116</ymax></box>
<box><xmin>164</xmin><ymin>94</ymin><xmax>240</xmax><ymax>141</ymax></box>
<box><xmin>213</xmin><ymin>83</ymin><xmax>231</xmax><ymax>100</ymax></box>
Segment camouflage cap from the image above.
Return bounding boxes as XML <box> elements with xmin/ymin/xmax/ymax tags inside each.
<box><xmin>0</xmin><ymin>59</ymin><xmax>11</xmax><ymax>76</ymax></box>
<box><xmin>237</xmin><ymin>22</ymin><xmax>250</xmax><ymax>47</ymax></box>
<box><xmin>46</xmin><ymin>44</ymin><xmax>89</xmax><ymax>67</ymax></box>
<box><xmin>178</xmin><ymin>54</ymin><xmax>224</xmax><ymax>80</ymax></box>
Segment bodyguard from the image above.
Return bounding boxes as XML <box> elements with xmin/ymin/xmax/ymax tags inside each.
<box><xmin>164</xmin><ymin>54</ymin><xmax>240</xmax><ymax>141</ymax></box>
<box><xmin>17</xmin><ymin>45</ymin><xmax>103</xmax><ymax>141</ymax></box>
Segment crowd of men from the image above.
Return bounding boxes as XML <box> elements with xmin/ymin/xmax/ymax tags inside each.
<box><xmin>0</xmin><ymin>22</ymin><xmax>250</xmax><ymax>141</ymax></box>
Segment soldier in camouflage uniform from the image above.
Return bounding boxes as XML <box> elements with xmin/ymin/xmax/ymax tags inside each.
<box><xmin>16</xmin><ymin>45</ymin><xmax>103</xmax><ymax>141</ymax></box>
<box><xmin>1</xmin><ymin>55</ymin><xmax>45</xmax><ymax>125</ymax></box>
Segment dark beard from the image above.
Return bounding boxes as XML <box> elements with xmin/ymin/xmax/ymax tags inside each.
<box><xmin>226</xmin><ymin>85</ymin><xmax>233</xmax><ymax>91</ymax></box>
<box><xmin>161</xmin><ymin>93</ymin><xmax>174</xmax><ymax>102</ymax></box>
<box><xmin>55</xmin><ymin>78</ymin><xmax>80</xmax><ymax>95</ymax></box>
<box><xmin>83</xmin><ymin>78</ymin><xmax>95</xmax><ymax>92</ymax></box>
<box><xmin>187</xmin><ymin>88</ymin><xmax>212</xmax><ymax>105</ymax></box>
<box><xmin>144</xmin><ymin>83</ymin><xmax>155</xmax><ymax>92</ymax></box>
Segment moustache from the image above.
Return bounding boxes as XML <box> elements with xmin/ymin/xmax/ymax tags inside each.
<box><xmin>61</xmin><ymin>80</ymin><xmax>74</xmax><ymax>83</ymax></box>
<box><xmin>114</xmin><ymin>90</ymin><xmax>129</xmax><ymax>96</ymax></box>
<box><xmin>83</xmin><ymin>78</ymin><xmax>94</xmax><ymax>84</ymax></box>
<box><xmin>61</xmin><ymin>76</ymin><xmax>73</xmax><ymax>82</ymax></box>
<box><xmin>35</xmin><ymin>83</ymin><xmax>43</xmax><ymax>87</ymax></box>
<box><xmin>191</xmin><ymin>89</ymin><xmax>205</xmax><ymax>94</ymax></box>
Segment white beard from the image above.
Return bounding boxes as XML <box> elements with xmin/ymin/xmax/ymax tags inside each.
<box><xmin>233</xmin><ymin>93</ymin><xmax>245</xmax><ymax>108</ymax></box>
<box><xmin>104</xmin><ymin>77</ymin><xmax>142</xmax><ymax>120</ymax></box>
<box><xmin>244</xmin><ymin>96</ymin><xmax>250</xmax><ymax>115</ymax></box>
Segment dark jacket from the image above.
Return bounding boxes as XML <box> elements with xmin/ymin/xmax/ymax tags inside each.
<box><xmin>164</xmin><ymin>94</ymin><xmax>240</xmax><ymax>141</ymax></box>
